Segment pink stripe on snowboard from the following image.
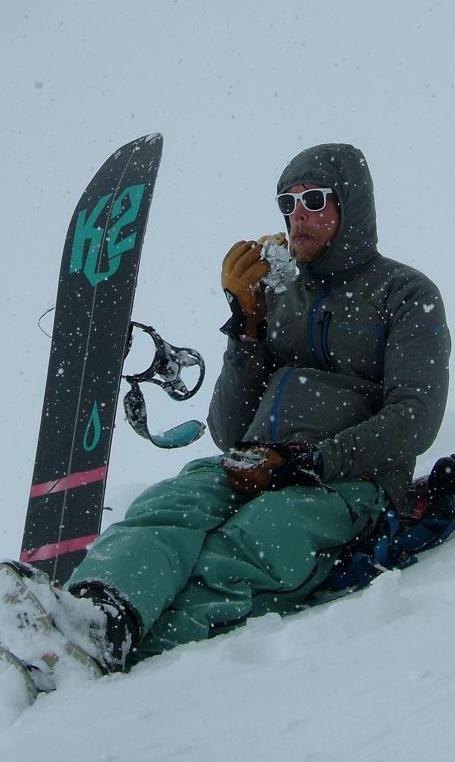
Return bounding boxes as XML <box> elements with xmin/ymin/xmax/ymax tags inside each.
<box><xmin>20</xmin><ymin>534</ymin><xmax>99</xmax><ymax>563</ymax></box>
<box><xmin>29</xmin><ymin>466</ymin><xmax>107</xmax><ymax>498</ymax></box>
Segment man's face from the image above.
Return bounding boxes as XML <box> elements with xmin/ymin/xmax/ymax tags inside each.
<box><xmin>287</xmin><ymin>183</ymin><xmax>340</xmax><ymax>262</ymax></box>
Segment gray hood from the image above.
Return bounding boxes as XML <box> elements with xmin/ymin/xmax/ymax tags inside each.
<box><xmin>277</xmin><ymin>143</ymin><xmax>378</xmax><ymax>276</ymax></box>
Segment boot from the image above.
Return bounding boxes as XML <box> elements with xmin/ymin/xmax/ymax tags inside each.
<box><xmin>0</xmin><ymin>561</ymin><xmax>141</xmax><ymax>679</ymax></box>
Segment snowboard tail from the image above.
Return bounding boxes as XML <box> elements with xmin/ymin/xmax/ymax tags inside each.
<box><xmin>21</xmin><ymin>134</ymin><xmax>163</xmax><ymax>585</ymax></box>
<box><xmin>22</xmin><ymin>476</ymin><xmax>105</xmax><ymax>579</ymax></box>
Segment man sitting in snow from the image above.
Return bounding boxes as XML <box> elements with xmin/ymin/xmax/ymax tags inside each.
<box><xmin>2</xmin><ymin>143</ymin><xmax>451</xmax><ymax>677</ymax></box>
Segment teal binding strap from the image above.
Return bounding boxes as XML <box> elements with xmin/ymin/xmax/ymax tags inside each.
<box><xmin>123</xmin><ymin>323</ymin><xmax>206</xmax><ymax>449</ymax></box>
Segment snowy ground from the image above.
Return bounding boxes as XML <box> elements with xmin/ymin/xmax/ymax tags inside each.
<box><xmin>2</xmin><ymin>535</ymin><xmax>455</xmax><ymax>762</ymax></box>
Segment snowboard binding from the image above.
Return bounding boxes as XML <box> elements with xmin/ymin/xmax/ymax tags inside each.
<box><xmin>123</xmin><ymin>322</ymin><xmax>206</xmax><ymax>448</ymax></box>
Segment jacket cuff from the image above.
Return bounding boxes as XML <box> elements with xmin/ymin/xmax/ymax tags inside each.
<box><xmin>318</xmin><ymin>440</ymin><xmax>341</xmax><ymax>481</ymax></box>
<box><xmin>220</xmin><ymin>315</ymin><xmax>267</xmax><ymax>342</ymax></box>
<box><xmin>220</xmin><ymin>292</ymin><xmax>267</xmax><ymax>341</ymax></box>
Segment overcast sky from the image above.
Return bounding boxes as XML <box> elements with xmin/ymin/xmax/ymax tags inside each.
<box><xmin>1</xmin><ymin>0</ymin><xmax>454</xmax><ymax>558</ymax></box>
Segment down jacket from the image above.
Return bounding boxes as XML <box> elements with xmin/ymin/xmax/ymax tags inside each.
<box><xmin>208</xmin><ymin>143</ymin><xmax>451</xmax><ymax>511</ymax></box>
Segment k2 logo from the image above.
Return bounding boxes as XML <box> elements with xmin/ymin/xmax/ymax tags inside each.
<box><xmin>69</xmin><ymin>183</ymin><xmax>146</xmax><ymax>286</ymax></box>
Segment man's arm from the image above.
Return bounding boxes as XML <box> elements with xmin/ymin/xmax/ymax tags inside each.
<box><xmin>208</xmin><ymin>238</ymin><xmax>275</xmax><ymax>449</ymax></box>
<box><xmin>318</xmin><ymin>274</ymin><xmax>451</xmax><ymax>480</ymax></box>
<box><xmin>207</xmin><ymin>336</ymin><xmax>273</xmax><ymax>450</ymax></box>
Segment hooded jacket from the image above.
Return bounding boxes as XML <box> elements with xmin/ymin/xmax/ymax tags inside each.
<box><xmin>208</xmin><ymin>144</ymin><xmax>451</xmax><ymax>511</ymax></box>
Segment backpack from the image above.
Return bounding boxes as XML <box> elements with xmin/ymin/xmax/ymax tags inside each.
<box><xmin>311</xmin><ymin>455</ymin><xmax>455</xmax><ymax>601</ymax></box>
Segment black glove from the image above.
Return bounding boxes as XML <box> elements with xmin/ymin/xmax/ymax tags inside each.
<box><xmin>269</xmin><ymin>443</ymin><xmax>324</xmax><ymax>490</ymax></box>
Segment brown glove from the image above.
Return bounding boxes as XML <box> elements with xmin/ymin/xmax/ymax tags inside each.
<box><xmin>221</xmin><ymin>240</ymin><xmax>269</xmax><ymax>339</ymax></box>
<box><xmin>221</xmin><ymin>442</ymin><xmax>323</xmax><ymax>497</ymax></box>
<box><xmin>222</xmin><ymin>240</ymin><xmax>268</xmax><ymax>315</ymax></box>
<box><xmin>221</xmin><ymin>445</ymin><xmax>286</xmax><ymax>497</ymax></box>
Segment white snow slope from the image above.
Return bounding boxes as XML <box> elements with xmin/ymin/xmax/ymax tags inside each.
<box><xmin>2</xmin><ymin>543</ymin><xmax>455</xmax><ymax>762</ymax></box>
<box><xmin>2</xmin><ymin>1</ymin><xmax>455</xmax><ymax>759</ymax></box>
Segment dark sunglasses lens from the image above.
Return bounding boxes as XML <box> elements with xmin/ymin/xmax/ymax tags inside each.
<box><xmin>277</xmin><ymin>194</ymin><xmax>296</xmax><ymax>215</ymax></box>
<box><xmin>303</xmin><ymin>190</ymin><xmax>325</xmax><ymax>210</ymax></box>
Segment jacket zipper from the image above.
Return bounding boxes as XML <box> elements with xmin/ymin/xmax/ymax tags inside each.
<box><xmin>308</xmin><ymin>295</ymin><xmax>326</xmax><ymax>369</ymax></box>
<box><xmin>270</xmin><ymin>368</ymin><xmax>293</xmax><ymax>442</ymax></box>
<box><xmin>309</xmin><ymin>297</ymin><xmax>335</xmax><ymax>374</ymax></box>
<box><xmin>320</xmin><ymin>311</ymin><xmax>336</xmax><ymax>373</ymax></box>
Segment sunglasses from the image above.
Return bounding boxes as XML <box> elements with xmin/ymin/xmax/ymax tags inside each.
<box><xmin>276</xmin><ymin>188</ymin><xmax>333</xmax><ymax>216</ymax></box>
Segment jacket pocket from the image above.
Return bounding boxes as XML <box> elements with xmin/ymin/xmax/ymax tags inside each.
<box><xmin>242</xmin><ymin>366</ymin><xmax>380</xmax><ymax>446</ymax></box>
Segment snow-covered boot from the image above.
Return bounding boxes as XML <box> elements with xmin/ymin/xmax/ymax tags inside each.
<box><xmin>0</xmin><ymin>561</ymin><xmax>140</xmax><ymax>684</ymax></box>
<box><xmin>67</xmin><ymin>581</ymin><xmax>142</xmax><ymax>673</ymax></box>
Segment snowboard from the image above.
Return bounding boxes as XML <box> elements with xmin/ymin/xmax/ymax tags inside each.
<box><xmin>20</xmin><ymin>134</ymin><xmax>163</xmax><ymax>586</ymax></box>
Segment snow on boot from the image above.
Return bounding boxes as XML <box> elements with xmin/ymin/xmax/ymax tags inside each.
<box><xmin>0</xmin><ymin>645</ymin><xmax>39</xmax><ymax>703</ymax></box>
<box><xmin>0</xmin><ymin>561</ymin><xmax>138</xmax><ymax>683</ymax></box>
<box><xmin>67</xmin><ymin>582</ymin><xmax>141</xmax><ymax>673</ymax></box>
<box><xmin>0</xmin><ymin>646</ymin><xmax>41</xmax><ymax>724</ymax></box>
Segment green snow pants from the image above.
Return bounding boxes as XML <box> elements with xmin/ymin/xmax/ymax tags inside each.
<box><xmin>67</xmin><ymin>457</ymin><xmax>387</xmax><ymax>665</ymax></box>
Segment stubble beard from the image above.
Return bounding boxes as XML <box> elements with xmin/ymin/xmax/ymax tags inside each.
<box><xmin>289</xmin><ymin>239</ymin><xmax>325</xmax><ymax>263</ymax></box>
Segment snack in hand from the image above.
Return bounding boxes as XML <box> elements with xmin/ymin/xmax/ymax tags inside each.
<box><xmin>257</xmin><ymin>233</ymin><xmax>298</xmax><ymax>294</ymax></box>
